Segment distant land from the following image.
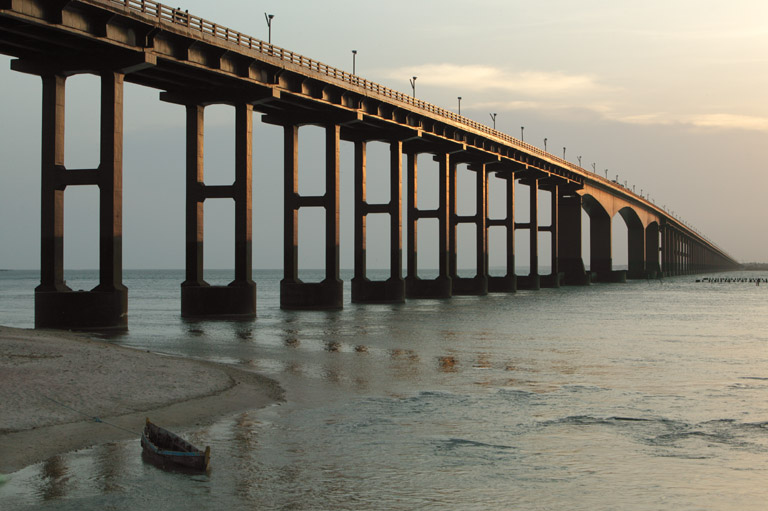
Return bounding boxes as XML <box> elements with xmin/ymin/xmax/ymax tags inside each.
<box><xmin>741</xmin><ymin>263</ymin><xmax>768</xmax><ymax>270</ymax></box>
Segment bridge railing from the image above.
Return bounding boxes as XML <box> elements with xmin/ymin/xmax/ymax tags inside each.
<box><xmin>106</xmin><ymin>0</ymin><xmax>718</xmax><ymax>247</ymax></box>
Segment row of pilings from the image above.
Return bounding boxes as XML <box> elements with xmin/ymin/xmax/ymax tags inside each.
<box><xmin>20</xmin><ymin>66</ymin><xmax>737</xmax><ymax>330</ymax></box>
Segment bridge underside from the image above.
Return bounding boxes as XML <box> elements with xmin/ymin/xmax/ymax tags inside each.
<box><xmin>0</xmin><ymin>0</ymin><xmax>739</xmax><ymax>329</ymax></box>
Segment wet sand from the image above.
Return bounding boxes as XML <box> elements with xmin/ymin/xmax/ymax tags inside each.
<box><xmin>0</xmin><ymin>326</ymin><xmax>284</xmax><ymax>474</ymax></box>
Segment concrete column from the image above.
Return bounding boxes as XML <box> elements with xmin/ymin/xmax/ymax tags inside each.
<box><xmin>645</xmin><ymin>223</ymin><xmax>660</xmax><ymax>278</ymax></box>
<box><xmin>182</xmin><ymin>104</ymin><xmax>205</xmax><ymax>288</ymax></box>
<box><xmin>541</xmin><ymin>184</ymin><xmax>560</xmax><ymax>288</ymax></box>
<box><xmin>35</xmin><ymin>72</ymin><xmax>128</xmax><ymax>329</ymax></box>
<box><xmin>627</xmin><ymin>222</ymin><xmax>646</xmax><ymax>279</ymax></box>
<box><xmin>351</xmin><ymin>138</ymin><xmax>405</xmax><ymax>303</ymax></box>
<box><xmin>37</xmin><ymin>74</ymin><xmax>68</xmax><ymax>294</ymax></box>
<box><xmin>589</xmin><ymin>206</ymin><xmax>622</xmax><ymax>282</ymax></box>
<box><xmin>558</xmin><ymin>190</ymin><xmax>588</xmax><ymax>285</ymax></box>
<box><xmin>517</xmin><ymin>179</ymin><xmax>540</xmax><ymax>290</ymax></box>
<box><xmin>280</xmin><ymin>123</ymin><xmax>343</xmax><ymax>309</ymax></box>
<box><xmin>487</xmin><ymin>173</ymin><xmax>516</xmax><ymax>292</ymax></box>
<box><xmin>181</xmin><ymin>102</ymin><xmax>256</xmax><ymax>317</ymax></box>
<box><xmin>451</xmin><ymin>164</ymin><xmax>488</xmax><ymax>295</ymax></box>
<box><xmin>405</xmin><ymin>152</ymin><xmax>452</xmax><ymax>299</ymax></box>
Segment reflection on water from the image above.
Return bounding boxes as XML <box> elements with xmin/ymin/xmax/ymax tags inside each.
<box><xmin>2</xmin><ymin>270</ymin><xmax>768</xmax><ymax>510</ymax></box>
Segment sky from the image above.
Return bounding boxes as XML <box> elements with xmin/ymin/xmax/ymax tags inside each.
<box><xmin>1</xmin><ymin>0</ymin><xmax>767</xmax><ymax>276</ymax></box>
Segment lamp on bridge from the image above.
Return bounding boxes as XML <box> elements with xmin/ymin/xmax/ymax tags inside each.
<box><xmin>352</xmin><ymin>50</ymin><xmax>357</xmax><ymax>75</ymax></box>
<box><xmin>520</xmin><ymin>126</ymin><xmax>524</xmax><ymax>141</ymax></box>
<box><xmin>563</xmin><ymin>147</ymin><xmax>566</xmax><ymax>160</ymax></box>
<box><xmin>578</xmin><ymin>155</ymin><xmax>582</xmax><ymax>167</ymax></box>
<box><xmin>458</xmin><ymin>96</ymin><xmax>462</xmax><ymax>116</ymax></box>
<box><xmin>490</xmin><ymin>113</ymin><xmax>497</xmax><ymax>129</ymax></box>
<box><xmin>544</xmin><ymin>138</ymin><xmax>547</xmax><ymax>152</ymax></box>
<box><xmin>264</xmin><ymin>13</ymin><xmax>274</xmax><ymax>44</ymax></box>
<box><xmin>410</xmin><ymin>76</ymin><xmax>417</xmax><ymax>97</ymax></box>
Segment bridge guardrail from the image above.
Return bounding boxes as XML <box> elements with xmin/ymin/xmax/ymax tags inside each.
<box><xmin>105</xmin><ymin>0</ymin><xmax>726</xmax><ymax>255</ymax></box>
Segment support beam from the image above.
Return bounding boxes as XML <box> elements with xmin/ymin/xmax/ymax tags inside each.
<box><xmin>540</xmin><ymin>184</ymin><xmax>560</xmax><ymax>288</ymax></box>
<box><xmin>451</xmin><ymin>163</ymin><xmax>488</xmax><ymax>295</ymax></box>
<box><xmin>487</xmin><ymin>173</ymin><xmax>516</xmax><ymax>292</ymax></box>
<box><xmin>517</xmin><ymin>178</ymin><xmax>540</xmax><ymax>290</ymax></box>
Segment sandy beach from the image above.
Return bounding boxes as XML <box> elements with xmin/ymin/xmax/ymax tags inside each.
<box><xmin>0</xmin><ymin>326</ymin><xmax>284</xmax><ymax>474</ymax></box>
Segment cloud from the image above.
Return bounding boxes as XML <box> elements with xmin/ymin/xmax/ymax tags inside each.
<box><xmin>383</xmin><ymin>64</ymin><xmax>608</xmax><ymax>98</ymax></box>
<box><xmin>616</xmin><ymin>111</ymin><xmax>768</xmax><ymax>132</ymax></box>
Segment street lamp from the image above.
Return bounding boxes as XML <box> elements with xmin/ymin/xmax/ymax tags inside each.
<box><xmin>489</xmin><ymin>113</ymin><xmax>497</xmax><ymax>129</ymax></box>
<box><xmin>544</xmin><ymin>138</ymin><xmax>547</xmax><ymax>152</ymax></box>
<box><xmin>410</xmin><ymin>76</ymin><xmax>417</xmax><ymax>97</ymax></box>
<box><xmin>458</xmin><ymin>96</ymin><xmax>462</xmax><ymax>116</ymax></box>
<box><xmin>578</xmin><ymin>155</ymin><xmax>582</xmax><ymax>167</ymax></box>
<box><xmin>352</xmin><ymin>50</ymin><xmax>357</xmax><ymax>75</ymax></box>
<box><xmin>520</xmin><ymin>126</ymin><xmax>524</xmax><ymax>141</ymax></box>
<box><xmin>264</xmin><ymin>13</ymin><xmax>274</xmax><ymax>44</ymax></box>
<box><xmin>563</xmin><ymin>147</ymin><xmax>566</xmax><ymax>160</ymax></box>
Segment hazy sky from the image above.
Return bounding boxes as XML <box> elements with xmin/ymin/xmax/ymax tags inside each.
<box><xmin>1</xmin><ymin>0</ymin><xmax>766</xmax><ymax>276</ymax></box>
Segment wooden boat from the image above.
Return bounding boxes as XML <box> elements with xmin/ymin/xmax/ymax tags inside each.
<box><xmin>140</xmin><ymin>418</ymin><xmax>210</xmax><ymax>471</ymax></box>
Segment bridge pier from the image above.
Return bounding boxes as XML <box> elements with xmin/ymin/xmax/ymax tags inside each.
<box><xmin>626</xmin><ymin>216</ymin><xmax>646</xmax><ymax>279</ymax></box>
<box><xmin>178</xmin><ymin>102</ymin><xmax>257</xmax><ymax>317</ymax></box>
<box><xmin>645</xmin><ymin>222</ymin><xmax>660</xmax><ymax>278</ymax></box>
<box><xmin>516</xmin><ymin>177</ymin><xmax>540</xmax><ymax>290</ymax></box>
<box><xmin>405</xmin><ymin>151</ymin><xmax>452</xmax><ymax>299</ymax></box>
<box><xmin>487</xmin><ymin>170</ymin><xmax>517</xmax><ymax>292</ymax></box>
<box><xmin>281</xmin><ymin>123</ymin><xmax>343</xmax><ymax>309</ymax></box>
<box><xmin>32</xmin><ymin>70</ymin><xmax>127</xmax><ymax>329</ymax></box>
<box><xmin>351</xmin><ymin>138</ymin><xmax>405</xmax><ymax>303</ymax></box>
<box><xmin>540</xmin><ymin>183</ymin><xmax>562</xmax><ymax>288</ymax></box>
<box><xmin>557</xmin><ymin>189</ymin><xmax>590</xmax><ymax>285</ymax></box>
<box><xmin>450</xmin><ymin>162</ymin><xmax>488</xmax><ymax>296</ymax></box>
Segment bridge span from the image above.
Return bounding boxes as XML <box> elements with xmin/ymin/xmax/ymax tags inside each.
<box><xmin>0</xmin><ymin>0</ymin><xmax>739</xmax><ymax>329</ymax></box>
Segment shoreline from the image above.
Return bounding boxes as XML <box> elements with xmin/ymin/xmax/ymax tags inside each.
<box><xmin>0</xmin><ymin>326</ymin><xmax>284</xmax><ymax>474</ymax></box>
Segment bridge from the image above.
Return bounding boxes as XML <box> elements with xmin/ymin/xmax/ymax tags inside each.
<box><xmin>0</xmin><ymin>0</ymin><xmax>740</xmax><ymax>329</ymax></box>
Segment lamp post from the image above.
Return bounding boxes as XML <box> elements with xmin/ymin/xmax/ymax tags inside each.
<box><xmin>458</xmin><ymin>96</ymin><xmax>462</xmax><ymax>116</ymax></box>
<box><xmin>410</xmin><ymin>76</ymin><xmax>417</xmax><ymax>97</ymax></box>
<box><xmin>563</xmin><ymin>147</ymin><xmax>566</xmax><ymax>160</ymax></box>
<box><xmin>578</xmin><ymin>155</ymin><xmax>582</xmax><ymax>167</ymax></box>
<box><xmin>520</xmin><ymin>126</ymin><xmax>524</xmax><ymax>141</ymax></box>
<box><xmin>352</xmin><ymin>50</ymin><xmax>357</xmax><ymax>75</ymax></box>
<box><xmin>544</xmin><ymin>138</ymin><xmax>547</xmax><ymax>152</ymax></box>
<box><xmin>264</xmin><ymin>13</ymin><xmax>274</xmax><ymax>44</ymax></box>
<box><xmin>489</xmin><ymin>113</ymin><xmax>497</xmax><ymax>129</ymax></box>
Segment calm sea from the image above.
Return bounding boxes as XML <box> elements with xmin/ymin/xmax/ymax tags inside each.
<box><xmin>2</xmin><ymin>269</ymin><xmax>768</xmax><ymax>510</ymax></box>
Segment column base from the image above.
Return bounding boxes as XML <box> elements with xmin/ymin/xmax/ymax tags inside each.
<box><xmin>517</xmin><ymin>274</ymin><xmax>540</xmax><ymax>290</ymax></box>
<box><xmin>562</xmin><ymin>270</ymin><xmax>590</xmax><ymax>285</ymax></box>
<box><xmin>351</xmin><ymin>277</ymin><xmax>405</xmax><ymax>304</ymax></box>
<box><xmin>405</xmin><ymin>276</ymin><xmax>452</xmax><ymax>299</ymax></box>
<box><xmin>451</xmin><ymin>275</ymin><xmax>488</xmax><ymax>296</ymax></box>
<box><xmin>540</xmin><ymin>273</ymin><xmax>564</xmax><ymax>288</ymax></box>
<box><xmin>591</xmin><ymin>270</ymin><xmax>627</xmax><ymax>283</ymax></box>
<box><xmin>181</xmin><ymin>281</ymin><xmax>256</xmax><ymax>318</ymax></box>
<box><xmin>35</xmin><ymin>287</ymin><xmax>128</xmax><ymax>330</ymax></box>
<box><xmin>281</xmin><ymin>279</ymin><xmax>343</xmax><ymax>310</ymax></box>
<box><xmin>488</xmin><ymin>275</ymin><xmax>516</xmax><ymax>293</ymax></box>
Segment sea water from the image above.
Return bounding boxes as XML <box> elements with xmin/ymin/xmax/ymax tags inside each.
<box><xmin>1</xmin><ymin>269</ymin><xmax>768</xmax><ymax>510</ymax></box>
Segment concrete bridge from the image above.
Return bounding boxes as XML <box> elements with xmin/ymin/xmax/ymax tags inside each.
<box><xmin>0</xmin><ymin>0</ymin><xmax>739</xmax><ymax>329</ymax></box>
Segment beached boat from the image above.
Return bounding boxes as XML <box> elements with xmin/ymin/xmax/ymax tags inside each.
<box><xmin>140</xmin><ymin>418</ymin><xmax>210</xmax><ymax>471</ymax></box>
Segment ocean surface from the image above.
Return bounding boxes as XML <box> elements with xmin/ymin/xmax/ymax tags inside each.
<box><xmin>1</xmin><ymin>269</ymin><xmax>768</xmax><ymax>510</ymax></box>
